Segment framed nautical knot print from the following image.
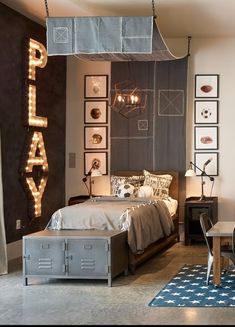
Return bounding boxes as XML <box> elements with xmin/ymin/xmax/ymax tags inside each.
<box><xmin>194</xmin><ymin>100</ymin><xmax>218</xmax><ymax>124</ymax></box>
<box><xmin>84</xmin><ymin>100</ymin><xmax>108</xmax><ymax>124</ymax></box>
<box><xmin>84</xmin><ymin>126</ymin><xmax>108</xmax><ymax>150</ymax></box>
<box><xmin>84</xmin><ymin>152</ymin><xmax>108</xmax><ymax>175</ymax></box>
<box><xmin>84</xmin><ymin>75</ymin><xmax>108</xmax><ymax>98</ymax></box>
<box><xmin>195</xmin><ymin>74</ymin><xmax>219</xmax><ymax>98</ymax></box>
<box><xmin>194</xmin><ymin>126</ymin><xmax>218</xmax><ymax>150</ymax></box>
<box><xmin>194</xmin><ymin>152</ymin><xmax>218</xmax><ymax>176</ymax></box>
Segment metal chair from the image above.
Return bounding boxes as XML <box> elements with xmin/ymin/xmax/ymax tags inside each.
<box><xmin>200</xmin><ymin>213</ymin><xmax>235</xmax><ymax>285</ymax></box>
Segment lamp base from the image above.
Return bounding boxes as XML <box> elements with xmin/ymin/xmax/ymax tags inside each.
<box><xmin>198</xmin><ymin>195</ymin><xmax>207</xmax><ymax>201</ymax></box>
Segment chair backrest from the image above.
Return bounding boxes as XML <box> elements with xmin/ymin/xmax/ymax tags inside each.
<box><xmin>200</xmin><ymin>213</ymin><xmax>214</xmax><ymax>256</ymax></box>
<box><xmin>232</xmin><ymin>227</ymin><xmax>235</xmax><ymax>255</ymax></box>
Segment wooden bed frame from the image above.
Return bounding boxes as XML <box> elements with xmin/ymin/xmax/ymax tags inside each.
<box><xmin>114</xmin><ymin>170</ymin><xmax>180</xmax><ymax>273</ymax></box>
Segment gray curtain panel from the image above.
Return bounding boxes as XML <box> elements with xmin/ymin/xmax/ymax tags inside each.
<box><xmin>46</xmin><ymin>16</ymin><xmax>182</xmax><ymax>61</ymax></box>
<box><xmin>0</xmin><ymin>132</ymin><xmax>8</xmax><ymax>275</ymax></box>
<box><xmin>110</xmin><ymin>58</ymin><xmax>188</xmax><ymax>173</ymax></box>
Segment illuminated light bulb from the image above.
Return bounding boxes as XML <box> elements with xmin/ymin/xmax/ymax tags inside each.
<box><xmin>117</xmin><ymin>95</ymin><xmax>123</xmax><ymax>102</ymax></box>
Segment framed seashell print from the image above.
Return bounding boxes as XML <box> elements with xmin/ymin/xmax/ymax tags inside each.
<box><xmin>195</xmin><ymin>74</ymin><xmax>219</xmax><ymax>98</ymax></box>
<box><xmin>84</xmin><ymin>100</ymin><xmax>108</xmax><ymax>124</ymax></box>
<box><xmin>84</xmin><ymin>75</ymin><xmax>108</xmax><ymax>98</ymax></box>
<box><xmin>194</xmin><ymin>126</ymin><xmax>218</xmax><ymax>150</ymax></box>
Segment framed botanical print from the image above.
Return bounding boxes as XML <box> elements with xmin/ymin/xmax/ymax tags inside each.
<box><xmin>84</xmin><ymin>126</ymin><xmax>108</xmax><ymax>150</ymax></box>
<box><xmin>84</xmin><ymin>100</ymin><xmax>108</xmax><ymax>124</ymax></box>
<box><xmin>84</xmin><ymin>152</ymin><xmax>108</xmax><ymax>175</ymax></box>
<box><xmin>84</xmin><ymin>75</ymin><xmax>108</xmax><ymax>98</ymax></box>
<box><xmin>195</xmin><ymin>74</ymin><xmax>219</xmax><ymax>98</ymax></box>
<box><xmin>194</xmin><ymin>152</ymin><xmax>218</xmax><ymax>176</ymax></box>
<box><xmin>194</xmin><ymin>126</ymin><xmax>218</xmax><ymax>150</ymax></box>
<box><xmin>194</xmin><ymin>100</ymin><xmax>218</xmax><ymax>124</ymax></box>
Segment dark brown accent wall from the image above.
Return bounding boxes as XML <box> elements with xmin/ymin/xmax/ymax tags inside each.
<box><xmin>0</xmin><ymin>3</ymin><xmax>66</xmax><ymax>243</ymax></box>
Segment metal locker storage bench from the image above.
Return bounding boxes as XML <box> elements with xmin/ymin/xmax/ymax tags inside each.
<box><xmin>23</xmin><ymin>229</ymin><xmax>128</xmax><ymax>287</ymax></box>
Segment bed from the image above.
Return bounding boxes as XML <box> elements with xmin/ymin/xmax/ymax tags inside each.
<box><xmin>46</xmin><ymin>170</ymin><xmax>180</xmax><ymax>273</ymax></box>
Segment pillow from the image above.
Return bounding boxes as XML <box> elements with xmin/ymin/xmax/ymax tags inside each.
<box><xmin>143</xmin><ymin>170</ymin><xmax>173</xmax><ymax>200</ymax></box>
<box><xmin>137</xmin><ymin>185</ymin><xmax>153</xmax><ymax>198</ymax></box>
<box><xmin>117</xmin><ymin>183</ymin><xmax>135</xmax><ymax>198</ymax></box>
<box><xmin>110</xmin><ymin>175</ymin><xmax>144</xmax><ymax>197</ymax></box>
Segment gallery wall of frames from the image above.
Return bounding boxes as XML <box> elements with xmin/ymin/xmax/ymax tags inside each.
<box><xmin>83</xmin><ymin>75</ymin><xmax>109</xmax><ymax>176</ymax></box>
<box><xmin>194</xmin><ymin>74</ymin><xmax>219</xmax><ymax>176</ymax></box>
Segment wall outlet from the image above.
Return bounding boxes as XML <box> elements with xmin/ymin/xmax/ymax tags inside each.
<box><xmin>16</xmin><ymin>219</ymin><xmax>21</xmax><ymax>230</ymax></box>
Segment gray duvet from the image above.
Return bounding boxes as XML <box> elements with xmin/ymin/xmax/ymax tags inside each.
<box><xmin>46</xmin><ymin>197</ymin><xmax>174</xmax><ymax>254</ymax></box>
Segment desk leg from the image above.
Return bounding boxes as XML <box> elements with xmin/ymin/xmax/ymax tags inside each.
<box><xmin>213</xmin><ymin>236</ymin><xmax>221</xmax><ymax>287</ymax></box>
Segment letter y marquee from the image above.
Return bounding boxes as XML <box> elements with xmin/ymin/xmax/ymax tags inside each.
<box><xmin>21</xmin><ymin>38</ymin><xmax>49</xmax><ymax>218</ymax></box>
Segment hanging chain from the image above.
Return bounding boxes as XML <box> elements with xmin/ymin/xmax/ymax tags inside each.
<box><xmin>44</xmin><ymin>0</ymin><xmax>50</xmax><ymax>17</ymax></box>
<box><xmin>152</xmin><ymin>0</ymin><xmax>156</xmax><ymax>18</ymax></box>
<box><xmin>187</xmin><ymin>36</ymin><xmax>192</xmax><ymax>57</ymax></box>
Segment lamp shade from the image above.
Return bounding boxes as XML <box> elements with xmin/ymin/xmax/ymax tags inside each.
<box><xmin>91</xmin><ymin>168</ymin><xmax>102</xmax><ymax>177</ymax></box>
<box><xmin>185</xmin><ymin>164</ymin><xmax>196</xmax><ymax>177</ymax></box>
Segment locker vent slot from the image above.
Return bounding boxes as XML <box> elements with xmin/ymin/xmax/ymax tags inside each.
<box><xmin>38</xmin><ymin>258</ymin><xmax>53</xmax><ymax>269</ymax></box>
<box><xmin>81</xmin><ymin>258</ymin><xmax>95</xmax><ymax>270</ymax></box>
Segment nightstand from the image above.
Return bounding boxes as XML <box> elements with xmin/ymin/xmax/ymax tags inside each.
<box><xmin>184</xmin><ymin>196</ymin><xmax>218</xmax><ymax>245</ymax></box>
<box><xmin>68</xmin><ymin>195</ymin><xmax>90</xmax><ymax>206</ymax></box>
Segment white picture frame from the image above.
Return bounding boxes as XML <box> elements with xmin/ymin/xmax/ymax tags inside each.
<box><xmin>194</xmin><ymin>152</ymin><xmax>218</xmax><ymax>176</ymax></box>
<box><xmin>194</xmin><ymin>126</ymin><xmax>218</xmax><ymax>150</ymax></box>
<box><xmin>195</xmin><ymin>74</ymin><xmax>219</xmax><ymax>98</ymax></box>
<box><xmin>194</xmin><ymin>100</ymin><xmax>218</xmax><ymax>124</ymax></box>
<box><xmin>84</xmin><ymin>75</ymin><xmax>108</xmax><ymax>98</ymax></box>
<box><xmin>84</xmin><ymin>100</ymin><xmax>108</xmax><ymax>124</ymax></box>
<box><xmin>84</xmin><ymin>152</ymin><xmax>108</xmax><ymax>175</ymax></box>
<box><xmin>84</xmin><ymin>126</ymin><xmax>108</xmax><ymax>150</ymax></box>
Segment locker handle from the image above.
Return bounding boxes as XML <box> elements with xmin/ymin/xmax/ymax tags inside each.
<box><xmin>83</xmin><ymin>244</ymin><xmax>92</xmax><ymax>250</ymax></box>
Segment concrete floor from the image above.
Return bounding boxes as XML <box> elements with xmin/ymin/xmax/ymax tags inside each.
<box><xmin>1</xmin><ymin>241</ymin><xmax>235</xmax><ymax>325</ymax></box>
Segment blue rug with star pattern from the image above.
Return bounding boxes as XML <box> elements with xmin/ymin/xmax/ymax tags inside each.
<box><xmin>148</xmin><ymin>264</ymin><xmax>235</xmax><ymax>307</ymax></box>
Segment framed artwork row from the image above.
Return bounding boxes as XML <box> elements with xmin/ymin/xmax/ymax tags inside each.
<box><xmin>194</xmin><ymin>73</ymin><xmax>220</xmax><ymax>177</ymax></box>
<box><xmin>83</xmin><ymin>74</ymin><xmax>109</xmax><ymax>178</ymax></box>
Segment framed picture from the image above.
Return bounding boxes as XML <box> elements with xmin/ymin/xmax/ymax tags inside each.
<box><xmin>84</xmin><ymin>152</ymin><xmax>108</xmax><ymax>175</ymax></box>
<box><xmin>194</xmin><ymin>126</ymin><xmax>218</xmax><ymax>150</ymax></box>
<box><xmin>84</xmin><ymin>75</ymin><xmax>108</xmax><ymax>98</ymax></box>
<box><xmin>84</xmin><ymin>100</ymin><xmax>108</xmax><ymax>124</ymax></box>
<box><xmin>194</xmin><ymin>100</ymin><xmax>218</xmax><ymax>124</ymax></box>
<box><xmin>194</xmin><ymin>152</ymin><xmax>218</xmax><ymax>176</ymax></box>
<box><xmin>195</xmin><ymin>74</ymin><xmax>219</xmax><ymax>98</ymax></box>
<box><xmin>84</xmin><ymin>126</ymin><xmax>108</xmax><ymax>150</ymax></box>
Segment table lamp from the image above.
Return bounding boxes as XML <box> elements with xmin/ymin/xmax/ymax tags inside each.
<box><xmin>82</xmin><ymin>163</ymin><xmax>102</xmax><ymax>198</ymax></box>
<box><xmin>185</xmin><ymin>159</ymin><xmax>214</xmax><ymax>201</ymax></box>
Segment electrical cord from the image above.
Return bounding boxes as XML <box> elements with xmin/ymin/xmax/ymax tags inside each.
<box><xmin>210</xmin><ymin>179</ymin><xmax>215</xmax><ymax>198</ymax></box>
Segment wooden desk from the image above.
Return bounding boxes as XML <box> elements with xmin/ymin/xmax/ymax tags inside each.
<box><xmin>206</xmin><ymin>221</ymin><xmax>235</xmax><ymax>287</ymax></box>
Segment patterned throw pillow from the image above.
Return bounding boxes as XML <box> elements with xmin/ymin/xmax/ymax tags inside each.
<box><xmin>143</xmin><ymin>170</ymin><xmax>173</xmax><ymax>200</ymax></box>
<box><xmin>110</xmin><ymin>175</ymin><xmax>144</xmax><ymax>197</ymax></box>
<box><xmin>117</xmin><ymin>183</ymin><xmax>135</xmax><ymax>198</ymax></box>
<box><xmin>137</xmin><ymin>185</ymin><xmax>154</xmax><ymax>198</ymax></box>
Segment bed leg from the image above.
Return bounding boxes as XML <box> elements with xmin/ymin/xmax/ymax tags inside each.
<box><xmin>129</xmin><ymin>264</ymin><xmax>136</xmax><ymax>275</ymax></box>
